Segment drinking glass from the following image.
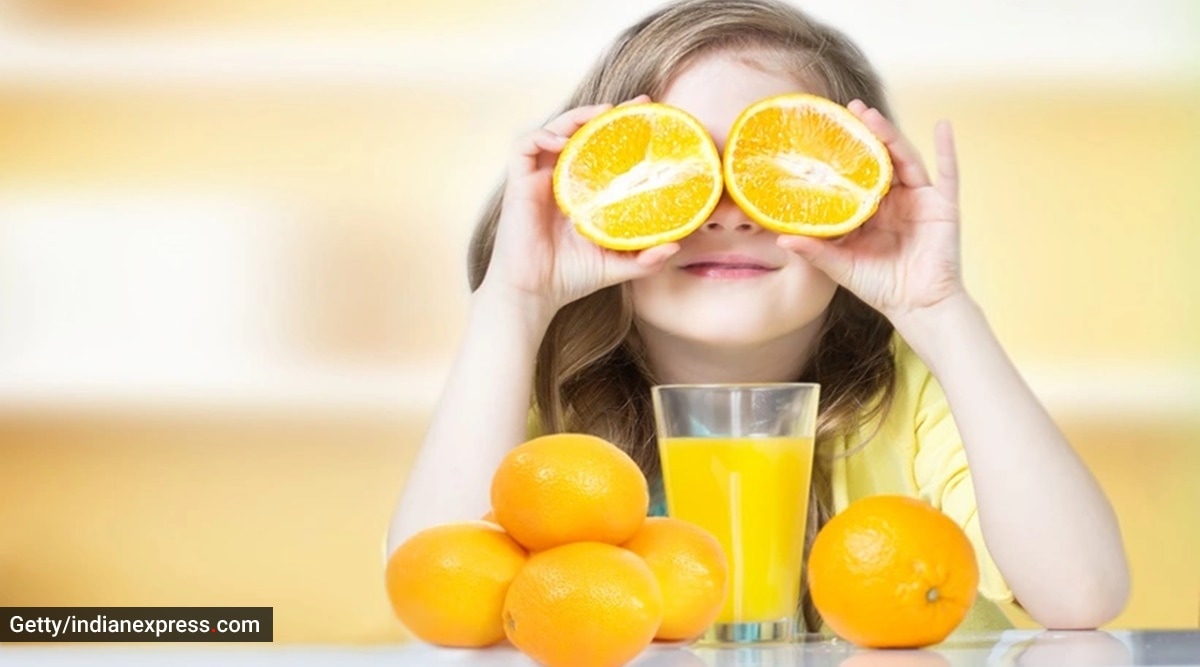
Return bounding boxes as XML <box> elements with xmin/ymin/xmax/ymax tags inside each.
<box><xmin>652</xmin><ymin>383</ymin><xmax>819</xmax><ymax>644</ymax></box>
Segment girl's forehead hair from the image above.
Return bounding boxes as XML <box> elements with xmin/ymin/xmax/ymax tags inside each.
<box><xmin>569</xmin><ymin>0</ymin><xmax>886</xmax><ymax>117</ymax></box>
<box><xmin>658</xmin><ymin>46</ymin><xmax>831</xmax><ymax>98</ymax></box>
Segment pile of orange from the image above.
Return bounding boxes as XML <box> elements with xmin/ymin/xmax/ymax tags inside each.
<box><xmin>387</xmin><ymin>434</ymin><xmax>983</xmax><ymax>659</ymax></box>
<box><xmin>552</xmin><ymin>93</ymin><xmax>892</xmax><ymax>250</ymax></box>
<box><xmin>385</xmin><ymin>433</ymin><xmax>728</xmax><ymax>667</ymax></box>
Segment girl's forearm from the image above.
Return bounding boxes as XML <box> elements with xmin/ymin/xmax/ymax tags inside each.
<box><xmin>386</xmin><ymin>285</ymin><xmax>554</xmax><ymax>554</ymax></box>
<box><xmin>894</xmin><ymin>293</ymin><xmax>1130</xmax><ymax>629</ymax></box>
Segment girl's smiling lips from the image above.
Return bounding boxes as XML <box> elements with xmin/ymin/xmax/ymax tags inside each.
<box><xmin>677</xmin><ymin>253</ymin><xmax>781</xmax><ymax>279</ymax></box>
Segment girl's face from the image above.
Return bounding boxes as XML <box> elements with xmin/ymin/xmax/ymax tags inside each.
<box><xmin>630</xmin><ymin>51</ymin><xmax>839</xmax><ymax>348</ymax></box>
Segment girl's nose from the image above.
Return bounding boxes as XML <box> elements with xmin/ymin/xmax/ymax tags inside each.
<box><xmin>702</xmin><ymin>194</ymin><xmax>763</xmax><ymax>234</ymax></box>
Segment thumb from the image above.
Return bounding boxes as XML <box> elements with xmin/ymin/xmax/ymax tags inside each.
<box><xmin>603</xmin><ymin>242</ymin><xmax>681</xmax><ymax>285</ymax></box>
<box><xmin>777</xmin><ymin>235</ymin><xmax>852</xmax><ymax>281</ymax></box>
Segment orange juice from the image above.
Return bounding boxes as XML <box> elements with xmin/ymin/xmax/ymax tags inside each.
<box><xmin>660</xmin><ymin>436</ymin><xmax>813</xmax><ymax>624</ymax></box>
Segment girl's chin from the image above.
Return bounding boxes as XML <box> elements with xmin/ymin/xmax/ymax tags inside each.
<box><xmin>634</xmin><ymin>300</ymin><xmax>827</xmax><ymax>347</ymax></box>
<box><xmin>658</xmin><ymin>325</ymin><xmax>780</xmax><ymax>348</ymax></box>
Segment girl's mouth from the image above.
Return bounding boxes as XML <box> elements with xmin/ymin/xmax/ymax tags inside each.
<box><xmin>679</xmin><ymin>254</ymin><xmax>779</xmax><ymax>279</ymax></box>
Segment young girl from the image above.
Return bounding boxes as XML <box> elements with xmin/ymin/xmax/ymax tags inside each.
<box><xmin>389</xmin><ymin>0</ymin><xmax>1129</xmax><ymax>632</ymax></box>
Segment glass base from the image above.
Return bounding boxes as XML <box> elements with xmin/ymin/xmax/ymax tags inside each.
<box><xmin>698</xmin><ymin>618</ymin><xmax>795</xmax><ymax>645</ymax></box>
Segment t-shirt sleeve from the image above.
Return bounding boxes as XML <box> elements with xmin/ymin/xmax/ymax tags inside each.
<box><xmin>911</xmin><ymin>371</ymin><xmax>1015</xmax><ymax>605</ymax></box>
<box><xmin>526</xmin><ymin>405</ymin><xmax>543</xmax><ymax>440</ymax></box>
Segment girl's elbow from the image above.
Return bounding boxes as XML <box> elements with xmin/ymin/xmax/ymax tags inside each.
<box><xmin>1031</xmin><ymin>570</ymin><xmax>1130</xmax><ymax>630</ymax></box>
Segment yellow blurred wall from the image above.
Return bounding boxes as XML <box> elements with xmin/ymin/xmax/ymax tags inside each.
<box><xmin>0</xmin><ymin>414</ymin><xmax>421</xmax><ymax>643</ymax></box>
<box><xmin>1</xmin><ymin>0</ymin><xmax>1198</xmax><ymax>643</ymax></box>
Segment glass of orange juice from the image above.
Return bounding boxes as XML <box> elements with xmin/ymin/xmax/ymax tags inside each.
<box><xmin>651</xmin><ymin>383</ymin><xmax>819</xmax><ymax>644</ymax></box>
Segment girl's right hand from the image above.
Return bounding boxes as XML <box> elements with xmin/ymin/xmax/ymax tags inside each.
<box><xmin>480</xmin><ymin>95</ymin><xmax>681</xmax><ymax>315</ymax></box>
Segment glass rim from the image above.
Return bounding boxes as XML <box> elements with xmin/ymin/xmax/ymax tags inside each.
<box><xmin>651</xmin><ymin>382</ymin><xmax>819</xmax><ymax>391</ymax></box>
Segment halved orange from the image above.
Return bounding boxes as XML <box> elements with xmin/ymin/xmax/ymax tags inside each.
<box><xmin>723</xmin><ymin>93</ymin><xmax>893</xmax><ymax>237</ymax></box>
<box><xmin>553</xmin><ymin>103</ymin><xmax>723</xmax><ymax>251</ymax></box>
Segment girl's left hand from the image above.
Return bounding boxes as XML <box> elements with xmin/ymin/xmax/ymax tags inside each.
<box><xmin>777</xmin><ymin>100</ymin><xmax>965</xmax><ymax>326</ymax></box>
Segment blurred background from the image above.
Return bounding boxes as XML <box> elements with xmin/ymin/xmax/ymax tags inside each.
<box><xmin>0</xmin><ymin>0</ymin><xmax>1197</xmax><ymax>643</ymax></box>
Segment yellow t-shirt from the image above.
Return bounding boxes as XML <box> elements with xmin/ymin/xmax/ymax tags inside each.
<box><xmin>828</xmin><ymin>334</ymin><xmax>1015</xmax><ymax>631</ymax></box>
<box><xmin>527</xmin><ymin>334</ymin><xmax>1017</xmax><ymax>631</ymax></box>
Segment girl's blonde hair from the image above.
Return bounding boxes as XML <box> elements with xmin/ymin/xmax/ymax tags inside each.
<box><xmin>466</xmin><ymin>0</ymin><xmax>896</xmax><ymax>632</ymax></box>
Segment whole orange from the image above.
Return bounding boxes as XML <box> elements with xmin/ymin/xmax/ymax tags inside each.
<box><xmin>385</xmin><ymin>521</ymin><xmax>527</xmax><ymax>647</ymax></box>
<box><xmin>503</xmin><ymin>542</ymin><xmax>663</xmax><ymax>667</ymax></box>
<box><xmin>490</xmin><ymin>433</ymin><xmax>649</xmax><ymax>552</ymax></box>
<box><xmin>621</xmin><ymin>517</ymin><xmax>728</xmax><ymax>641</ymax></box>
<box><xmin>807</xmin><ymin>495</ymin><xmax>979</xmax><ymax>648</ymax></box>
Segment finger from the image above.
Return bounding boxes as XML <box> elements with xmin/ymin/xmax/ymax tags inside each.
<box><xmin>507</xmin><ymin>128</ymin><xmax>566</xmax><ymax>183</ymax></box>
<box><xmin>543</xmin><ymin>103</ymin><xmax>614</xmax><ymax>137</ymax></box>
<box><xmin>849</xmin><ymin>100</ymin><xmax>897</xmax><ymax>185</ymax></box>
<box><xmin>933</xmin><ymin>120</ymin><xmax>959</xmax><ymax>202</ymax></box>
<box><xmin>776</xmin><ymin>235</ymin><xmax>852</xmax><ymax>284</ymax></box>
<box><xmin>602</xmin><ymin>243</ymin><xmax>681</xmax><ymax>285</ymax></box>
<box><xmin>634</xmin><ymin>242</ymin><xmax>680</xmax><ymax>267</ymax></box>
<box><xmin>846</xmin><ymin>101</ymin><xmax>899</xmax><ymax>186</ymax></box>
<box><xmin>854</xmin><ymin>105</ymin><xmax>931</xmax><ymax>189</ymax></box>
<box><xmin>618</xmin><ymin>94</ymin><xmax>652</xmax><ymax>107</ymax></box>
<box><xmin>532</xmin><ymin>130</ymin><xmax>569</xmax><ymax>154</ymax></box>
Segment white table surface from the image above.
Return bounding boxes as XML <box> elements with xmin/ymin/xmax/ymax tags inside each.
<box><xmin>0</xmin><ymin>630</ymin><xmax>1197</xmax><ymax>666</ymax></box>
